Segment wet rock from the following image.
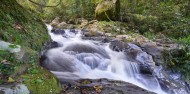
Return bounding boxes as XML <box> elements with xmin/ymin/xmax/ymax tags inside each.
<box><xmin>40</xmin><ymin>51</ymin><xmax>75</xmax><ymax>72</ymax></box>
<box><xmin>63</xmin><ymin>43</ymin><xmax>110</xmax><ymax>59</ymax></box>
<box><xmin>109</xmin><ymin>40</ymin><xmax>155</xmax><ymax>74</ymax></box>
<box><xmin>139</xmin><ymin>42</ymin><xmax>180</xmax><ymax>66</ymax></box>
<box><xmin>43</xmin><ymin>41</ymin><xmax>60</xmax><ymax>50</ymax></box>
<box><xmin>153</xmin><ymin>66</ymin><xmax>190</xmax><ymax>94</ymax></box>
<box><xmin>140</xmin><ymin>44</ymin><xmax>164</xmax><ymax>66</ymax></box>
<box><xmin>134</xmin><ymin>35</ymin><xmax>164</xmax><ymax>66</ymax></box>
<box><xmin>158</xmin><ymin>77</ymin><xmax>190</xmax><ymax>94</ymax></box>
<box><xmin>61</xmin><ymin>79</ymin><xmax>155</xmax><ymax>94</ymax></box>
<box><xmin>51</xmin><ymin>29</ymin><xmax>65</xmax><ymax>35</ymax></box>
<box><xmin>82</xmin><ymin>37</ymin><xmax>113</xmax><ymax>43</ymax></box>
<box><xmin>113</xmin><ymin>34</ymin><xmax>181</xmax><ymax>66</ymax></box>
<box><xmin>0</xmin><ymin>84</ymin><xmax>30</xmax><ymax>94</ymax></box>
<box><xmin>70</xmin><ymin>29</ymin><xmax>78</xmax><ymax>34</ymax></box>
<box><xmin>139</xmin><ymin>64</ymin><xmax>153</xmax><ymax>74</ymax></box>
<box><xmin>126</xmin><ymin>43</ymin><xmax>155</xmax><ymax>74</ymax></box>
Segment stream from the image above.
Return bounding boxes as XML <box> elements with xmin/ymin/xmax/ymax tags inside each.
<box><xmin>40</xmin><ymin>24</ymin><xmax>190</xmax><ymax>94</ymax></box>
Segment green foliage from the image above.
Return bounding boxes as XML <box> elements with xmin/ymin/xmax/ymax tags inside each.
<box><xmin>0</xmin><ymin>61</ymin><xmax>14</xmax><ymax>77</ymax></box>
<box><xmin>8</xmin><ymin>44</ymin><xmax>19</xmax><ymax>49</ymax></box>
<box><xmin>164</xmin><ymin>45</ymin><xmax>190</xmax><ymax>82</ymax></box>
<box><xmin>0</xmin><ymin>50</ymin><xmax>15</xmax><ymax>83</ymax></box>
<box><xmin>119</xmin><ymin>0</ymin><xmax>190</xmax><ymax>38</ymax></box>
<box><xmin>178</xmin><ymin>35</ymin><xmax>190</xmax><ymax>45</ymax></box>
<box><xmin>126</xmin><ymin>13</ymin><xmax>159</xmax><ymax>34</ymax></box>
<box><xmin>17</xmin><ymin>0</ymin><xmax>97</xmax><ymax>21</ymax></box>
<box><xmin>143</xmin><ymin>32</ymin><xmax>156</xmax><ymax>40</ymax></box>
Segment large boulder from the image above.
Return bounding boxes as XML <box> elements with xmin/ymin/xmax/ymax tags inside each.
<box><xmin>95</xmin><ymin>0</ymin><xmax>120</xmax><ymax>21</ymax></box>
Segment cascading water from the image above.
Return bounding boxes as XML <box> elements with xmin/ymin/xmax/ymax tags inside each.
<box><xmin>42</xmin><ymin>24</ymin><xmax>189</xmax><ymax>94</ymax></box>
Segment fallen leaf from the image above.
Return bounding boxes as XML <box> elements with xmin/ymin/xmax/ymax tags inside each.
<box><xmin>8</xmin><ymin>77</ymin><xmax>15</xmax><ymax>83</ymax></box>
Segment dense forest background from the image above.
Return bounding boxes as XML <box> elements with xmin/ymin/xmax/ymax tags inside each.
<box><xmin>17</xmin><ymin>0</ymin><xmax>190</xmax><ymax>39</ymax></box>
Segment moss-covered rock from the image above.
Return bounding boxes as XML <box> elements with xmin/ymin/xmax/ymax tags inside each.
<box><xmin>0</xmin><ymin>0</ymin><xmax>49</xmax><ymax>51</ymax></box>
<box><xmin>0</xmin><ymin>1</ymin><xmax>61</xmax><ymax>93</ymax></box>
<box><xmin>19</xmin><ymin>67</ymin><xmax>62</xmax><ymax>94</ymax></box>
<box><xmin>95</xmin><ymin>0</ymin><xmax>120</xmax><ymax>21</ymax></box>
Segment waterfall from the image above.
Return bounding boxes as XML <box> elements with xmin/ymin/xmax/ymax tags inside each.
<box><xmin>42</xmin><ymin>24</ymin><xmax>189</xmax><ymax>94</ymax></box>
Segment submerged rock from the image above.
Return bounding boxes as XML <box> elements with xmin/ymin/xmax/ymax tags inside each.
<box><xmin>51</xmin><ymin>29</ymin><xmax>65</xmax><ymax>35</ymax></box>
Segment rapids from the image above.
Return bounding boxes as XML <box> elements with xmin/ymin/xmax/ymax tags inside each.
<box><xmin>41</xmin><ymin>24</ymin><xmax>189</xmax><ymax>94</ymax></box>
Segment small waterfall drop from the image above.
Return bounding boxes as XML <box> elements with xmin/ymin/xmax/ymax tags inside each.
<box><xmin>42</xmin><ymin>24</ymin><xmax>189</xmax><ymax>94</ymax></box>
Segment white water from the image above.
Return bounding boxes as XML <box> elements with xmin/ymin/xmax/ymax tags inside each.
<box><xmin>45</xmin><ymin>24</ymin><xmax>167</xmax><ymax>93</ymax></box>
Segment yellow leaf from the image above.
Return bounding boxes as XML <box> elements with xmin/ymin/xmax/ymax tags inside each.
<box><xmin>8</xmin><ymin>77</ymin><xmax>15</xmax><ymax>83</ymax></box>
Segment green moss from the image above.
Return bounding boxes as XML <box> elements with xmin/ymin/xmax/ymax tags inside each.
<box><xmin>20</xmin><ymin>67</ymin><xmax>61</xmax><ymax>94</ymax></box>
<box><xmin>95</xmin><ymin>1</ymin><xmax>112</xmax><ymax>14</ymax></box>
<box><xmin>0</xmin><ymin>0</ymin><xmax>49</xmax><ymax>51</ymax></box>
<box><xmin>0</xmin><ymin>50</ymin><xmax>20</xmax><ymax>83</ymax></box>
<box><xmin>95</xmin><ymin>0</ymin><xmax>120</xmax><ymax>21</ymax></box>
<box><xmin>97</xmin><ymin>21</ymin><xmax>131</xmax><ymax>34</ymax></box>
<box><xmin>178</xmin><ymin>35</ymin><xmax>190</xmax><ymax>45</ymax></box>
<box><xmin>0</xmin><ymin>46</ymin><xmax>61</xmax><ymax>92</ymax></box>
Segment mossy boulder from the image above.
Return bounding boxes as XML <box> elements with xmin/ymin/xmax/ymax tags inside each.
<box><xmin>0</xmin><ymin>1</ymin><xmax>61</xmax><ymax>93</ymax></box>
<box><xmin>95</xmin><ymin>0</ymin><xmax>120</xmax><ymax>21</ymax></box>
<box><xmin>19</xmin><ymin>67</ymin><xmax>62</xmax><ymax>94</ymax></box>
<box><xmin>0</xmin><ymin>45</ymin><xmax>62</xmax><ymax>93</ymax></box>
<box><xmin>0</xmin><ymin>0</ymin><xmax>49</xmax><ymax>51</ymax></box>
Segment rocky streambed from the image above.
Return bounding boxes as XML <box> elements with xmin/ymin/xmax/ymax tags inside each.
<box><xmin>40</xmin><ymin>24</ymin><xmax>190</xmax><ymax>94</ymax></box>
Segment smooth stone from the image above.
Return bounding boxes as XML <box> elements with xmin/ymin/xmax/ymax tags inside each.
<box><xmin>0</xmin><ymin>84</ymin><xmax>30</xmax><ymax>94</ymax></box>
<box><xmin>0</xmin><ymin>40</ymin><xmax>21</xmax><ymax>53</ymax></box>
